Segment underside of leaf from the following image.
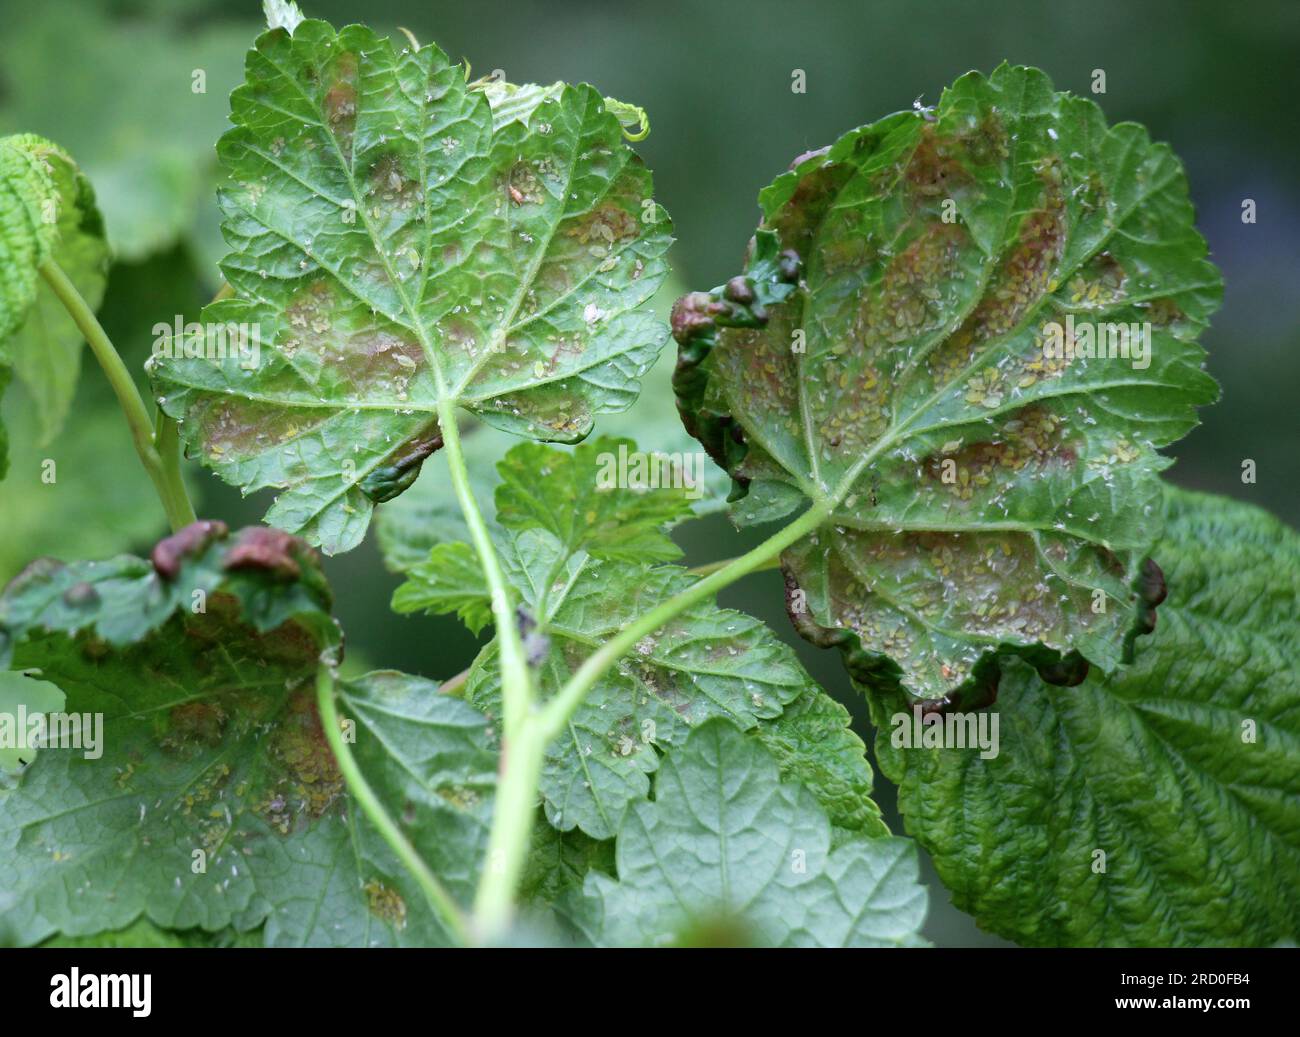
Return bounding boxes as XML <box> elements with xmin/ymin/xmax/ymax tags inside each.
<box><xmin>150</xmin><ymin>18</ymin><xmax>671</xmax><ymax>553</ymax></box>
<box><xmin>568</xmin><ymin>720</ymin><xmax>926</xmax><ymax>947</ymax></box>
<box><xmin>672</xmin><ymin>64</ymin><xmax>1221</xmax><ymax>703</ymax></box>
<box><xmin>0</xmin><ymin>523</ymin><xmax>486</xmax><ymax>946</ymax></box>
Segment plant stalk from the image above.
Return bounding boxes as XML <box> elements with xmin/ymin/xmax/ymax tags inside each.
<box><xmin>154</xmin><ymin>410</ymin><xmax>194</xmax><ymax>527</ymax></box>
<box><xmin>39</xmin><ymin>258</ymin><xmax>196</xmax><ymax>532</ymax></box>
<box><xmin>687</xmin><ymin>553</ymin><xmax>782</xmax><ymax>578</ymax></box>
<box><xmin>435</xmin><ymin>398</ymin><xmax>533</xmax><ymax>738</ymax></box>
<box><xmin>438</xmin><ymin>667</ymin><xmax>470</xmax><ymax>697</ymax></box>
<box><xmin>470</xmin><ymin>724</ymin><xmax>545</xmax><ymax>940</ymax></box>
<box><xmin>437</xmin><ymin>397</ymin><xmax>545</xmax><ymax>941</ymax></box>
<box><xmin>471</xmin><ymin>497</ymin><xmax>833</xmax><ymax>940</ymax></box>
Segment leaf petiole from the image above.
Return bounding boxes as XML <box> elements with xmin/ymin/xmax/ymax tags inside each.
<box><xmin>438</xmin><ymin>397</ymin><xmax>546</xmax><ymax>941</ymax></box>
<box><xmin>436</xmin><ymin>398</ymin><xmax>534</xmax><ymax>737</ymax></box>
<box><xmin>470</xmin><ymin>723</ymin><xmax>546</xmax><ymax>940</ymax></box>
<box><xmin>686</xmin><ymin>553</ymin><xmax>782</xmax><ymax>578</ymax></box>
<box><xmin>535</xmin><ymin>498</ymin><xmax>832</xmax><ymax>743</ymax></box>
<box><xmin>38</xmin><ymin>258</ymin><xmax>196</xmax><ymax>532</ymax></box>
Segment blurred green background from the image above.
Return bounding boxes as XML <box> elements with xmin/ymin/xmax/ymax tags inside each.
<box><xmin>1</xmin><ymin>0</ymin><xmax>1296</xmax><ymax>946</ymax></box>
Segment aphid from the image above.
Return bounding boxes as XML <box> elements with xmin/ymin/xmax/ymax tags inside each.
<box><xmin>507</xmin><ymin>184</ymin><xmax>525</xmax><ymax>206</ymax></box>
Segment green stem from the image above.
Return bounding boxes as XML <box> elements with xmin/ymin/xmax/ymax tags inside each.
<box><xmin>435</xmin><ymin>399</ymin><xmax>533</xmax><ymax>737</ymax></box>
<box><xmin>687</xmin><ymin>553</ymin><xmax>782</xmax><ymax>578</ymax></box>
<box><xmin>438</xmin><ymin>667</ymin><xmax>470</xmax><ymax>697</ymax></box>
<box><xmin>315</xmin><ymin>664</ymin><xmax>472</xmax><ymax>945</ymax></box>
<box><xmin>471</xmin><ymin>498</ymin><xmax>833</xmax><ymax>940</ymax></box>
<box><xmin>471</xmin><ymin>723</ymin><xmax>545</xmax><ymax>940</ymax></box>
<box><xmin>438</xmin><ymin>399</ymin><xmax>542</xmax><ymax>940</ymax></box>
<box><xmin>39</xmin><ymin>258</ymin><xmax>196</xmax><ymax>532</ymax></box>
<box><xmin>155</xmin><ymin>410</ymin><xmax>197</xmax><ymax>527</ymax></box>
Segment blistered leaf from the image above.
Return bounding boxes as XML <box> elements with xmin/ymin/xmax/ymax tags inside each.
<box><xmin>151</xmin><ymin>18</ymin><xmax>671</xmax><ymax>554</ymax></box>
<box><xmin>0</xmin><ymin>524</ymin><xmax>486</xmax><ymax>946</ymax></box>
<box><xmin>673</xmin><ymin>64</ymin><xmax>1221</xmax><ymax>703</ymax></box>
<box><xmin>750</xmin><ymin>684</ymin><xmax>887</xmax><ymax>838</ymax></box>
<box><xmin>0</xmin><ymin>135</ymin><xmax>56</xmax><ymax>350</ymax></box>
<box><xmin>872</xmin><ymin>487</ymin><xmax>1300</xmax><ymax>946</ymax></box>
<box><xmin>569</xmin><ymin>720</ymin><xmax>927</xmax><ymax>947</ymax></box>
<box><xmin>0</xmin><ymin>134</ymin><xmax>108</xmax><ymax>445</ymax></box>
<box><xmin>395</xmin><ymin>440</ymin><xmax>884</xmax><ymax>840</ymax></box>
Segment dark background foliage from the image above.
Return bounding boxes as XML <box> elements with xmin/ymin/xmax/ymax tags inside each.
<box><xmin>2</xmin><ymin>0</ymin><xmax>1295</xmax><ymax>945</ymax></box>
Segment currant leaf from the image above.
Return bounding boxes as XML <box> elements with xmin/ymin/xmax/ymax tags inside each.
<box><xmin>392</xmin><ymin>439</ymin><xmax>885</xmax><ymax>840</ymax></box>
<box><xmin>568</xmin><ymin>720</ymin><xmax>927</xmax><ymax>947</ymax></box>
<box><xmin>150</xmin><ymin>18</ymin><xmax>671</xmax><ymax>553</ymax></box>
<box><xmin>673</xmin><ymin>64</ymin><xmax>1221</xmax><ymax>703</ymax></box>
<box><xmin>872</xmin><ymin>487</ymin><xmax>1300</xmax><ymax>946</ymax></box>
<box><xmin>0</xmin><ymin>523</ymin><xmax>490</xmax><ymax>946</ymax></box>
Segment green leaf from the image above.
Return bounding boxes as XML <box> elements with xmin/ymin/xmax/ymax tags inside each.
<box><xmin>334</xmin><ymin>670</ymin><xmax>497</xmax><ymax>914</ymax></box>
<box><xmin>395</xmin><ymin>440</ymin><xmax>884</xmax><ymax>840</ymax></box>
<box><xmin>495</xmin><ymin>436</ymin><xmax>693</xmax><ymax>563</ymax></box>
<box><xmin>41</xmin><ymin>917</ymin><xmax>262</xmax><ymax>948</ymax></box>
<box><xmin>750</xmin><ymin>684</ymin><xmax>887</xmax><ymax>838</ymax></box>
<box><xmin>0</xmin><ymin>524</ymin><xmax>487</xmax><ymax>946</ymax></box>
<box><xmin>151</xmin><ymin>18</ymin><xmax>672</xmax><ymax>554</ymax></box>
<box><xmin>0</xmin><ymin>133</ymin><xmax>109</xmax><ymax>445</ymax></box>
<box><xmin>518</xmin><ymin>808</ymin><xmax>614</xmax><ymax>909</ymax></box>
<box><xmin>391</xmin><ymin>541</ymin><xmax>492</xmax><ymax>635</ymax></box>
<box><xmin>0</xmin><ymin>366</ymin><xmax>8</xmax><ymax>481</ymax></box>
<box><xmin>0</xmin><ymin>135</ymin><xmax>56</xmax><ymax>349</ymax></box>
<box><xmin>569</xmin><ymin>719</ymin><xmax>927</xmax><ymax>947</ymax></box>
<box><xmin>872</xmin><ymin>486</ymin><xmax>1299</xmax><ymax>947</ymax></box>
<box><xmin>462</xmin><ymin>551</ymin><xmax>828</xmax><ymax>840</ymax></box>
<box><xmin>0</xmin><ymin>669</ymin><xmax>66</xmax><ymax>772</ymax></box>
<box><xmin>476</xmin><ymin>80</ymin><xmax>649</xmax><ymax>142</ymax></box>
<box><xmin>672</xmin><ymin>64</ymin><xmax>1221</xmax><ymax>704</ymax></box>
